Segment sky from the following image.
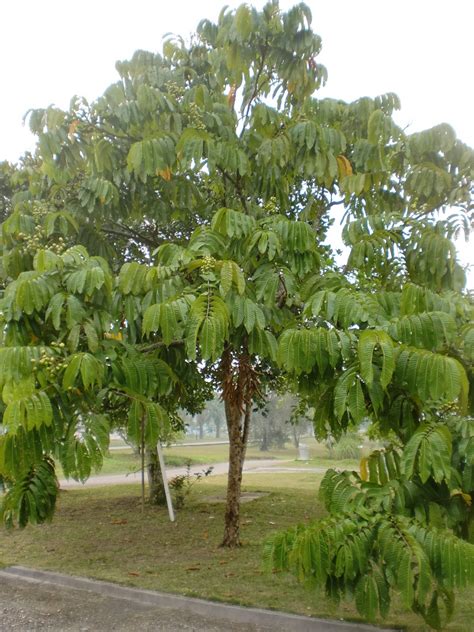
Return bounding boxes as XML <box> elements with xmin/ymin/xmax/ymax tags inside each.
<box><xmin>0</xmin><ymin>0</ymin><xmax>472</xmax><ymax>277</ymax></box>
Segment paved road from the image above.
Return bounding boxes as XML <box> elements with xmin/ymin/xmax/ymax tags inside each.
<box><xmin>0</xmin><ymin>572</ymin><xmax>274</xmax><ymax>631</ymax></box>
<box><xmin>109</xmin><ymin>441</ymin><xmax>231</xmax><ymax>451</ymax></box>
<box><xmin>0</xmin><ymin>567</ymin><xmax>392</xmax><ymax>632</ymax></box>
<box><xmin>59</xmin><ymin>460</ymin><xmax>327</xmax><ymax>489</ymax></box>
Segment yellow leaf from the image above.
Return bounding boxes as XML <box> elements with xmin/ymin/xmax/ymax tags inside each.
<box><xmin>360</xmin><ymin>457</ymin><xmax>369</xmax><ymax>481</ymax></box>
<box><xmin>157</xmin><ymin>167</ymin><xmax>172</xmax><ymax>181</ymax></box>
<box><xmin>104</xmin><ymin>331</ymin><xmax>123</xmax><ymax>341</ymax></box>
<box><xmin>451</xmin><ymin>489</ymin><xmax>472</xmax><ymax>506</ymax></box>
<box><xmin>68</xmin><ymin>119</ymin><xmax>79</xmax><ymax>139</ymax></box>
<box><xmin>336</xmin><ymin>155</ymin><xmax>353</xmax><ymax>179</ymax></box>
<box><xmin>227</xmin><ymin>85</ymin><xmax>237</xmax><ymax>109</ymax></box>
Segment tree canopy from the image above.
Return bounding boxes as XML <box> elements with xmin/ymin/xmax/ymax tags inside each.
<box><xmin>0</xmin><ymin>1</ymin><xmax>473</xmax><ymax>626</ymax></box>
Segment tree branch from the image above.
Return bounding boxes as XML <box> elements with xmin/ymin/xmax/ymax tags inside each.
<box><xmin>139</xmin><ymin>340</ymin><xmax>184</xmax><ymax>353</ymax></box>
<box><xmin>218</xmin><ymin>168</ymin><xmax>249</xmax><ymax>214</ymax></box>
<box><xmin>101</xmin><ymin>223</ymin><xmax>159</xmax><ymax>249</ymax></box>
<box><xmin>239</xmin><ymin>43</ymin><xmax>268</xmax><ymax>139</ymax></box>
<box><xmin>327</xmin><ymin>198</ymin><xmax>345</xmax><ymax>209</ymax></box>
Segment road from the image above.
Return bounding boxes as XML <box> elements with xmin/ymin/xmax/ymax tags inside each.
<box><xmin>0</xmin><ymin>567</ymin><xmax>391</xmax><ymax>632</ymax></box>
<box><xmin>0</xmin><ymin>571</ymin><xmax>275</xmax><ymax>632</ymax></box>
<box><xmin>59</xmin><ymin>459</ymin><xmax>327</xmax><ymax>489</ymax></box>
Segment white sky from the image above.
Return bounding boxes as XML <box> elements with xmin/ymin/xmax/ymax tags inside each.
<box><xmin>0</xmin><ymin>0</ymin><xmax>472</xmax><ymax>280</ymax></box>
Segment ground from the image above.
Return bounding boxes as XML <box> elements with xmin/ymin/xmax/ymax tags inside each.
<box><xmin>0</xmin><ymin>573</ymin><xmax>274</xmax><ymax>631</ymax></box>
<box><xmin>1</xmin><ymin>441</ymin><xmax>472</xmax><ymax>631</ymax></box>
<box><xmin>0</xmin><ymin>569</ymin><xmax>380</xmax><ymax>632</ymax></box>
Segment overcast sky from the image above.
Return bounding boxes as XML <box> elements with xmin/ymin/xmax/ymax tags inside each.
<box><xmin>0</xmin><ymin>0</ymin><xmax>472</xmax><ymax>278</ymax></box>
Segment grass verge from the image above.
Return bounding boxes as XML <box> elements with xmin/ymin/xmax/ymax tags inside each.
<box><xmin>0</xmin><ymin>472</ymin><xmax>472</xmax><ymax>631</ymax></box>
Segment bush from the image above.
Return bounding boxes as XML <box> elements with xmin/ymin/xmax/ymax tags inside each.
<box><xmin>169</xmin><ymin>460</ymin><xmax>214</xmax><ymax>508</ymax></box>
<box><xmin>327</xmin><ymin>433</ymin><xmax>361</xmax><ymax>460</ymax></box>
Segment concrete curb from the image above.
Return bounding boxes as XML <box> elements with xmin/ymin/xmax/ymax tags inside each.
<box><xmin>0</xmin><ymin>566</ymin><xmax>397</xmax><ymax>632</ymax></box>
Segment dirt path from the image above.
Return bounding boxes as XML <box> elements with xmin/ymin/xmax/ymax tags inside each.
<box><xmin>59</xmin><ymin>459</ymin><xmax>327</xmax><ymax>489</ymax></box>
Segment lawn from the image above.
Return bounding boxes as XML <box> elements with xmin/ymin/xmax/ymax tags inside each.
<box><xmin>0</xmin><ymin>471</ymin><xmax>472</xmax><ymax>631</ymax></box>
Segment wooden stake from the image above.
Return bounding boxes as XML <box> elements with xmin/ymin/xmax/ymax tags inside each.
<box><xmin>157</xmin><ymin>441</ymin><xmax>175</xmax><ymax>522</ymax></box>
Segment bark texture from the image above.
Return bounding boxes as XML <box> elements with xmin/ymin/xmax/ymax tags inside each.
<box><xmin>220</xmin><ymin>342</ymin><xmax>256</xmax><ymax>547</ymax></box>
<box><xmin>146</xmin><ymin>446</ymin><xmax>166</xmax><ymax>505</ymax></box>
<box><xmin>221</xmin><ymin>401</ymin><xmax>249</xmax><ymax>547</ymax></box>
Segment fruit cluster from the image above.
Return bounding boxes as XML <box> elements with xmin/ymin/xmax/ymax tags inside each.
<box><xmin>165</xmin><ymin>81</ymin><xmax>185</xmax><ymax>100</ymax></box>
<box><xmin>16</xmin><ymin>229</ymin><xmax>67</xmax><ymax>255</ymax></box>
<box><xmin>187</xmin><ymin>102</ymin><xmax>206</xmax><ymax>131</ymax></box>
<box><xmin>262</xmin><ymin>197</ymin><xmax>278</xmax><ymax>214</ymax></box>
<box><xmin>31</xmin><ymin>343</ymin><xmax>67</xmax><ymax>381</ymax></box>
<box><xmin>201</xmin><ymin>255</ymin><xmax>216</xmax><ymax>272</ymax></box>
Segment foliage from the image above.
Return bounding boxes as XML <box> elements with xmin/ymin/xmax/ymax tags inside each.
<box><xmin>266</xmin><ymin>415</ymin><xmax>474</xmax><ymax>629</ymax></box>
<box><xmin>0</xmin><ymin>235</ymin><xmax>197</xmax><ymax>525</ymax></box>
<box><xmin>327</xmin><ymin>432</ymin><xmax>362</xmax><ymax>460</ymax></box>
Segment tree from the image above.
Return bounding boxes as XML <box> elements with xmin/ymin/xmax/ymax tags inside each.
<box><xmin>205</xmin><ymin>397</ymin><xmax>226</xmax><ymax>439</ymax></box>
<box><xmin>0</xmin><ymin>2</ymin><xmax>472</xmax><ymax>593</ymax></box>
<box><xmin>1</xmin><ymin>1</ymin><xmax>329</xmax><ymax>546</ymax></box>
<box><xmin>182</xmin><ymin>397</ymin><xmax>227</xmax><ymax>439</ymax></box>
<box><xmin>251</xmin><ymin>391</ymin><xmax>307</xmax><ymax>451</ymax></box>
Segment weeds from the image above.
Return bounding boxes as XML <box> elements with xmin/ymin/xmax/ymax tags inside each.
<box><xmin>169</xmin><ymin>460</ymin><xmax>214</xmax><ymax>508</ymax></box>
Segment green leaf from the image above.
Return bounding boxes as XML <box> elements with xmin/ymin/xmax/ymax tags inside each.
<box><xmin>0</xmin><ymin>457</ymin><xmax>58</xmax><ymax>528</ymax></box>
<box><xmin>119</xmin><ymin>262</ymin><xmax>149</xmax><ymax>295</ymax></box>
<box><xmin>347</xmin><ymin>379</ymin><xmax>367</xmax><ymax>423</ymax></box>
<box><xmin>63</xmin><ymin>353</ymin><xmax>104</xmax><ymax>391</ymax></box>
<box><xmin>234</xmin><ymin>4</ymin><xmax>253</xmax><ymax>39</ymax></box>
<box><xmin>45</xmin><ymin>292</ymin><xmax>65</xmax><ymax>330</ymax></box>
<box><xmin>185</xmin><ymin>293</ymin><xmax>229</xmax><ymax>361</ymax></box>
<box><xmin>278</xmin><ymin>329</ymin><xmax>316</xmax><ymax>375</ymax></box>
<box><xmin>401</xmin><ymin>422</ymin><xmax>452</xmax><ymax>484</ymax></box>
<box><xmin>3</xmin><ymin>391</ymin><xmax>52</xmax><ymax>432</ymax></box>
<box><xmin>83</xmin><ymin>321</ymin><xmax>99</xmax><ymax>352</ymax></box>
<box><xmin>358</xmin><ymin>330</ymin><xmax>394</xmax><ymax>389</ymax></box>
<box><xmin>211</xmin><ymin>207</ymin><xmax>256</xmax><ymax>239</ymax></box>
<box><xmin>220</xmin><ymin>260</ymin><xmax>233</xmax><ymax>296</ymax></box>
<box><xmin>355</xmin><ymin>574</ymin><xmax>379</xmax><ymax>621</ymax></box>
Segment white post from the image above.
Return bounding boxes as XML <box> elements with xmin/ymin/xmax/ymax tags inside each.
<box><xmin>156</xmin><ymin>441</ymin><xmax>175</xmax><ymax>522</ymax></box>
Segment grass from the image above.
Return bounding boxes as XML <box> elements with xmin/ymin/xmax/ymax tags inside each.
<box><xmin>0</xmin><ymin>471</ymin><xmax>472</xmax><ymax>631</ymax></box>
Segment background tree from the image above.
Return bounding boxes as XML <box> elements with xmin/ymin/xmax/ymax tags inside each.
<box><xmin>251</xmin><ymin>391</ymin><xmax>310</xmax><ymax>451</ymax></box>
<box><xmin>205</xmin><ymin>397</ymin><xmax>226</xmax><ymax>439</ymax></box>
<box><xmin>181</xmin><ymin>397</ymin><xmax>227</xmax><ymax>439</ymax></box>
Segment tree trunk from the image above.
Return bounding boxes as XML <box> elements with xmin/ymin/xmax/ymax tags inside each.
<box><xmin>146</xmin><ymin>446</ymin><xmax>166</xmax><ymax>505</ymax></box>
<box><xmin>292</xmin><ymin>425</ymin><xmax>300</xmax><ymax>448</ymax></box>
<box><xmin>260</xmin><ymin>425</ymin><xmax>269</xmax><ymax>451</ymax></box>
<box><xmin>220</xmin><ymin>343</ymin><xmax>256</xmax><ymax>548</ymax></box>
<box><xmin>221</xmin><ymin>400</ymin><xmax>249</xmax><ymax>547</ymax></box>
<box><xmin>198</xmin><ymin>417</ymin><xmax>205</xmax><ymax>440</ymax></box>
<box><xmin>215</xmin><ymin>418</ymin><xmax>221</xmax><ymax>439</ymax></box>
